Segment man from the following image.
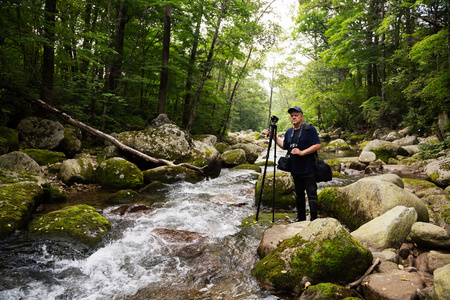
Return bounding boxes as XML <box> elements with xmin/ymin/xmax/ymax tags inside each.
<box><xmin>273</xmin><ymin>106</ymin><xmax>321</xmax><ymax>221</ymax></box>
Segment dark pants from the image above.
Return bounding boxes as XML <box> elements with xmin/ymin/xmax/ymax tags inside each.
<box><xmin>292</xmin><ymin>173</ymin><xmax>318</xmax><ymax>221</ymax></box>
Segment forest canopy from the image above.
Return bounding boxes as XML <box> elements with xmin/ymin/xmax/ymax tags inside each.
<box><xmin>0</xmin><ymin>0</ymin><xmax>449</xmax><ymax>136</ymax></box>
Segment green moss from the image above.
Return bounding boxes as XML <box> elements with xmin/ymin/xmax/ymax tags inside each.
<box><xmin>0</xmin><ymin>126</ymin><xmax>20</xmax><ymax>152</ymax></box>
<box><xmin>42</xmin><ymin>183</ymin><xmax>67</xmax><ymax>203</ymax></box>
<box><xmin>254</xmin><ymin>173</ymin><xmax>295</xmax><ymax>209</ymax></box>
<box><xmin>241</xmin><ymin>213</ymin><xmax>296</xmax><ymax>229</ymax></box>
<box><xmin>21</xmin><ymin>149</ymin><xmax>66</xmax><ymax>165</ymax></box>
<box><xmin>0</xmin><ymin>169</ymin><xmax>40</xmax><ymax>184</ymax></box>
<box><xmin>28</xmin><ymin>204</ymin><xmax>110</xmax><ymax>244</ymax></box>
<box><xmin>402</xmin><ymin>178</ymin><xmax>437</xmax><ymax>189</ymax></box>
<box><xmin>0</xmin><ymin>183</ymin><xmax>44</xmax><ymax>237</ymax></box>
<box><xmin>318</xmin><ymin>188</ymin><xmax>364</xmax><ymax>231</ymax></box>
<box><xmin>232</xmin><ymin>164</ymin><xmax>261</xmax><ymax>172</ymax></box>
<box><xmin>106</xmin><ymin>189</ymin><xmax>140</xmax><ymax>205</ymax></box>
<box><xmin>95</xmin><ymin>158</ymin><xmax>144</xmax><ymax>190</ymax></box>
<box><xmin>143</xmin><ymin>165</ymin><xmax>203</xmax><ymax>184</ymax></box>
<box><xmin>305</xmin><ymin>283</ymin><xmax>361</xmax><ymax>299</ymax></box>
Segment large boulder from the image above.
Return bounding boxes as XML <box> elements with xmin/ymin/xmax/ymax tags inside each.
<box><xmin>28</xmin><ymin>204</ymin><xmax>110</xmax><ymax>245</ymax></box>
<box><xmin>95</xmin><ymin>157</ymin><xmax>144</xmax><ymax>190</ymax></box>
<box><xmin>21</xmin><ymin>149</ymin><xmax>66</xmax><ymax>165</ymax></box>
<box><xmin>58</xmin><ymin>156</ymin><xmax>94</xmax><ymax>185</ymax></box>
<box><xmin>231</xmin><ymin>143</ymin><xmax>259</xmax><ymax>164</ymax></box>
<box><xmin>363</xmin><ymin>139</ymin><xmax>409</xmax><ymax>163</ymax></box>
<box><xmin>222</xmin><ymin>149</ymin><xmax>246</xmax><ymax>167</ymax></box>
<box><xmin>409</xmin><ymin>222</ymin><xmax>450</xmax><ymax>250</ymax></box>
<box><xmin>421</xmin><ymin>194</ymin><xmax>450</xmax><ymax>232</ymax></box>
<box><xmin>117</xmin><ymin>124</ymin><xmax>221</xmax><ymax>177</ymax></box>
<box><xmin>322</xmin><ymin>139</ymin><xmax>350</xmax><ymax>152</ymax></box>
<box><xmin>0</xmin><ymin>126</ymin><xmax>20</xmax><ymax>155</ymax></box>
<box><xmin>351</xmin><ymin>206</ymin><xmax>418</xmax><ymax>250</ymax></box>
<box><xmin>318</xmin><ymin>176</ymin><xmax>429</xmax><ymax>230</ymax></box>
<box><xmin>0</xmin><ymin>182</ymin><xmax>44</xmax><ymax>238</ymax></box>
<box><xmin>425</xmin><ymin>158</ymin><xmax>450</xmax><ymax>187</ymax></box>
<box><xmin>0</xmin><ymin>151</ymin><xmax>42</xmax><ymax>175</ymax></box>
<box><xmin>360</xmin><ymin>269</ymin><xmax>426</xmax><ymax>300</ymax></box>
<box><xmin>257</xmin><ymin>221</ymin><xmax>310</xmax><ymax>258</ymax></box>
<box><xmin>254</xmin><ymin>171</ymin><xmax>295</xmax><ymax>209</ymax></box>
<box><xmin>117</xmin><ymin>124</ymin><xmax>191</xmax><ymax>163</ymax></box>
<box><xmin>252</xmin><ymin>218</ymin><xmax>373</xmax><ymax>295</ymax></box>
<box><xmin>56</xmin><ymin>125</ymin><xmax>82</xmax><ymax>158</ymax></box>
<box><xmin>17</xmin><ymin>117</ymin><xmax>65</xmax><ymax>149</ymax></box>
<box><xmin>434</xmin><ymin>264</ymin><xmax>450</xmax><ymax>300</ymax></box>
<box><xmin>300</xmin><ymin>283</ymin><xmax>362</xmax><ymax>300</ymax></box>
<box><xmin>143</xmin><ymin>165</ymin><xmax>204</xmax><ymax>184</ymax></box>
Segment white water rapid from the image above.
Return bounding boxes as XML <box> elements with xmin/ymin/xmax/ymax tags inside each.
<box><xmin>0</xmin><ymin>168</ymin><xmax>280</xmax><ymax>300</ymax></box>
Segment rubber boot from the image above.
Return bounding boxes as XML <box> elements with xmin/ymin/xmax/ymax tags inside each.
<box><xmin>295</xmin><ymin>201</ymin><xmax>306</xmax><ymax>222</ymax></box>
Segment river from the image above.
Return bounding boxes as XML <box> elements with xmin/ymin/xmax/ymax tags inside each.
<box><xmin>0</xmin><ymin>149</ymin><xmax>357</xmax><ymax>300</ymax></box>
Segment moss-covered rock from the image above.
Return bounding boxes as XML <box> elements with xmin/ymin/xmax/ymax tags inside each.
<box><xmin>42</xmin><ymin>183</ymin><xmax>67</xmax><ymax>203</ymax></box>
<box><xmin>232</xmin><ymin>164</ymin><xmax>262</xmax><ymax>172</ymax></box>
<box><xmin>143</xmin><ymin>165</ymin><xmax>204</xmax><ymax>184</ymax></box>
<box><xmin>215</xmin><ymin>142</ymin><xmax>230</xmax><ymax>154</ymax></box>
<box><xmin>0</xmin><ymin>182</ymin><xmax>44</xmax><ymax>238</ymax></box>
<box><xmin>252</xmin><ymin>218</ymin><xmax>373</xmax><ymax>295</ymax></box>
<box><xmin>58</xmin><ymin>156</ymin><xmax>94</xmax><ymax>185</ymax></box>
<box><xmin>106</xmin><ymin>189</ymin><xmax>140</xmax><ymax>205</ymax></box>
<box><xmin>56</xmin><ymin>125</ymin><xmax>82</xmax><ymax>158</ymax></box>
<box><xmin>231</xmin><ymin>143</ymin><xmax>259</xmax><ymax>164</ymax></box>
<box><xmin>28</xmin><ymin>204</ymin><xmax>110</xmax><ymax>245</ymax></box>
<box><xmin>363</xmin><ymin>139</ymin><xmax>409</xmax><ymax>163</ymax></box>
<box><xmin>0</xmin><ymin>168</ymin><xmax>47</xmax><ymax>186</ymax></box>
<box><xmin>0</xmin><ymin>126</ymin><xmax>20</xmax><ymax>155</ymax></box>
<box><xmin>323</xmin><ymin>139</ymin><xmax>350</xmax><ymax>152</ymax></box>
<box><xmin>318</xmin><ymin>178</ymin><xmax>429</xmax><ymax>231</ymax></box>
<box><xmin>254</xmin><ymin>171</ymin><xmax>295</xmax><ymax>210</ymax></box>
<box><xmin>222</xmin><ymin>149</ymin><xmax>247</xmax><ymax>167</ymax></box>
<box><xmin>301</xmin><ymin>283</ymin><xmax>362</xmax><ymax>299</ymax></box>
<box><xmin>95</xmin><ymin>157</ymin><xmax>144</xmax><ymax>190</ymax></box>
<box><xmin>21</xmin><ymin>149</ymin><xmax>66</xmax><ymax>165</ymax></box>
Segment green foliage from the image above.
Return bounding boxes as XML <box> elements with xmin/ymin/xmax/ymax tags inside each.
<box><xmin>419</xmin><ymin>141</ymin><xmax>450</xmax><ymax>159</ymax></box>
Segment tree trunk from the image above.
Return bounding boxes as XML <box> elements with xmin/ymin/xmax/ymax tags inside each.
<box><xmin>186</xmin><ymin>0</ymin><xmax>228</xmax><ymax>133</ymax></box>
<box><xmin>158</xmin><ymin>4</ymin><xmax>172</xmax><ymax>114</ymax></box>
<box><xmin>5</xmin><ymin>84</ymin><xmax>209</xmax><ymax>177</ymax></box>
<box><xmin>40</xmin><ymin>0</ymin><xmax>57</xmax><ymax>104</ymax></box>
<box><xmin>182</xmin><ymin>2</ymin><xmax>203</xmax><ymax>128</ymax></box>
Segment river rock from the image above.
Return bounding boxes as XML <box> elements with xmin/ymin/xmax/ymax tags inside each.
<box><xmin>118</xmin><ymin>124</ymin><xmax>191</xmax><ymax>163</ymax></box>
<box><xmin>189</xmin><ymin>139</ymin><xmax>222</xmax><ymax>178</ymax></box>
<box><xmin>418</xmin><ymin>136</ymin><xmax>440</xmax><ymax>147</ymax></box>
<box><xmin>402</xmin><ymin>178</ymin><xmax>441</xmax><ymax>198</ymax></box>
<box><xmin>55</xmin><ymin>125</ymin><xmax>82</xmax><ymax>158</ymax></box>
<box><xmin>385</xmin><ymin>131</ymin><xmax>403</xmax><ymax>141</ymax></box>
<box><xmin>360</xmin><ymin>269</ymin><xmax>426</xmax><ymax>300</ymax></box>
<box><xmin>0</xmin><ymin>151</ymin><xmax>43</xmax><ymax>176</ymax></box>
<box><xmin>434</xmin><ymin>264</ymin><xmax>450</xmax><ymax>300</ymax></box>
<box><xmin>257</xmin><ymin>221</ymin><xmax>310</xmax><ymax>258</ymax></box>
<box><xmin>143</xmin><ymin>165</ymin><xmax>204</xmax><ymax>184</ymax></box>
<box><xmin>231</xmin><ymin>143</ymin><xmax>259</xmax><ymax>164</ymax></box>
<box><xmin>351</xmin><ymin>206</ymin><xmax>418</xmax><ymax>250</ymax></box>
<box><xmin>363</xmin><ymin>139</ymin><xmax>409</xmax><ymax>163</ymax></box>
<box><xmin>21</xmin><ymin>149</ymin><xmax>66</xmax><ymax>165</ymax></box>
<box><xmin>222</xmin><ymin>149</ymin><xmax>246</xmax><ymax>167</ymax></box>
<box><xmin>117</xmin><ymin>124</ymin><xmax>221</xmax><ymax>177</ymax></box>
<box><xmin>299</xmin><ymin>282</ymin><xmax>361</xmax><ymax>300</ymax></box>
<box><xmin>151</xmin><ymin>228</ymin><xmax>208</xmax><ymax>258</ymax></box>
<box><xmin>361</xmin><ymin>173</ymin><xmax>405</xmax><ymax>188</ymax></box>
<box><xmin>17</xmin><ymin>117</ymin><xmax>65</xmax><ymax>149</ymax></box>
<box><xmin>318</xmin><ymin>177</ymin><xmax>429</xmax><ymax>230</ymax></box>
<box><xmin>425</xmin><ymin>158</ymin><xmax>450</xmax><ymax>187</ymax></box>
<box><xmin>427</xmin><ymin>250</ymin><xmax>450</xmax><ymax>272</ymax></box>
<box><xmin>254</xmin><ymin>171</ymin><xmax>295</xmax><ymax>209</ymax></box>
<box><xmin>393</xmin><ymin>135</ymin><xmax>418</xmax><ymax>146</ymax></box>
<box><xmin>0</xmin><ymin>168</ymin><xmax>47</xmax><ymax>187</ymax></box>
<box><xmin>421</xmin><ymin>194</ymin><xmax>450</xmax><ymax>232</ymax></box>
<box><xmin>28</xmin><ymin>204</ymin><xmax>110</xmax><ymax>245</ymax></box>
<box><xmin>95</xmin><ymin>157</ymin><xmax>144</xmax><ymax>190</ymax></box>
<box><xmin>409</xmin><ymin>222</ymin><xmax>450</xmax><ymax>250</ymax></box>
<box><xmin>323</xmin><ymin>139</ymin><xmax>350</xmax><ymax>152</ymax></box>
<box><xmin>0</xmin><ymin>126</ymin><xmax>20</xmax><ymax>155</ymax></box>
<box><xmin>252</xmin><ymin>218</ymin><xmax>373</xmax><ymax>295</ymax></box>
<box><xmin>359</xmin><ymin>151</ymin><xmax>376</xmax><ymax>163</ymax></box>
<box><xmin>58</xmin><ymin>156</ymin><xmax>94</xmax><ymax>185</ymax></box>
<box><xmin>402</xmin><ymin>144</ymin><xmax>421</xmax><ymax>156</ymax></box>
<box><xmin>0</xmin><ymin>182</ymin><xmax>44</xmax><ymax>238</ymax></box>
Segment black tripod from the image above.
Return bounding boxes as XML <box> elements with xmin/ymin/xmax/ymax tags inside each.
<box><xmin>255</xmin><ymin>116</ymin><xmax>278</xmax><ymax>223</ymax></box>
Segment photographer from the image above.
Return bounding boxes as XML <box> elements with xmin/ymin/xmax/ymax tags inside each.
<box><xmin>273</xmin><ymin>106</ymin><xmax>321</xmax><ymax>222</ymax></box>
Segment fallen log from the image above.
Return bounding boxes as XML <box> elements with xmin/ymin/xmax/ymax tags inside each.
<box><xmin>4</xmin><ymin>84</ymin><xmax>209</xmax><ymax>177</ymax></box>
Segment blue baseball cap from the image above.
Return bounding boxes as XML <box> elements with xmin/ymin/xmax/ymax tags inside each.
<box><xmin>288</xmin><ymin>106</ymin><xmax>303</xmax><ymax>114</ymax></box>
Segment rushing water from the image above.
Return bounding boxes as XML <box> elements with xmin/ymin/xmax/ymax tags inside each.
<box><xmin>0</xmin><ymin>148</ymin><xmax>356</xmax><ymax>300</ymax></box>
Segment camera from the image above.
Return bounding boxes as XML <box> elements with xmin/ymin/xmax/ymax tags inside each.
<box><xmin>271</xmin><ymin>115</ymin><xmax>279</xmax><ymax>124</ymax></box>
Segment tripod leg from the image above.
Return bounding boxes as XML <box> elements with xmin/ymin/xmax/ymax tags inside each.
<box><xmin>272</xmin><ymin>125</ymin><xmax>277</xmax><ymax>223</ymax></box>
